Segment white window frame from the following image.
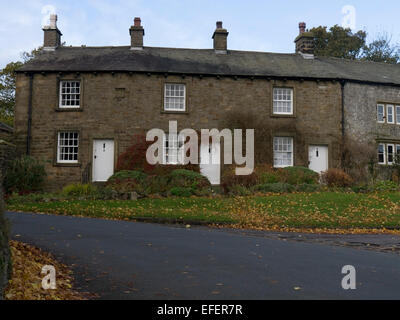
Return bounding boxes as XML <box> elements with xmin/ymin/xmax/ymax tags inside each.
<box><xmin>57</xmin><ymin>132</ymin><xmax>79</xmax><ymax>164</ymax></box>
<box><xmin>396</xmin><ymin>106</ymin><xmax>400</xmax><ymax>125</ymax></box>
<box><xmin>273</xmin><ymin>137</ymin><xmax>294</xmax><ymax>168</ymax></box>
<box><xmin>163</xmin><ymin>133</ymin><xmax>185</xmax><ymax>165</ymax></box>
<box><xmin>378</xmin><ymin>143</ymin><xmax>386</xmax><ymax>165</ymax></box>
<box><xmin>377</xmin><ymin>104</ymin><xmax>385</xmax><ymax>123</ymax></box>
<box><xmin>387</xmin><ymin>144</ymin><xmax>395</xmax><ymax>165</ymax></box>
<box><xmin>273</xmin><ymin>88</ymin><xmax>293</xmax><ymax>115</ymax></box>
<box><xmin>59</xmin><ymin>81</ymin><xmax>81</xmax><ymax>109</ymax></box>
<box><xmin>387</xmin><ymin>105</ymin><xmax>395</xmax><ymax>124</ymax></box>
<box><xmin>164</xmin><ymin>83</ymin><xmax>186</xmax><ymax>112</ymax></box>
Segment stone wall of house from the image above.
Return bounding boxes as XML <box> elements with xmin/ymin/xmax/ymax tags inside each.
<box><xmin>344</xmin><ymin>82</ymin><xmax>400</xmax><ymax>144</ymax></box>
<box><xmin>15</xmin><ymin>72</ymin><xmax>343</xmax><ymax>190</ymax></box>
<box><xmin>344</xmin><ymin>82</ymin><xmax>400</xmax><ymax>179</ymax></box>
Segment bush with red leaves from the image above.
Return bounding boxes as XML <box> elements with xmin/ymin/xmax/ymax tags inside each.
<box><xmin>321</xmin><ymin>168</ymin><xmax>354</xmax><ymax>187</ymax></box>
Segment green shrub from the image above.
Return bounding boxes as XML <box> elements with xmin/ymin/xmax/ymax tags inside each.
<box><xmin>62</xmin><ymin>183</ymin><xmax>98</xmax><ymax>197</ymax></box>
<box><xmin>253</xmin><ymin>183</ymin><xmax>295</xmax><ymax>193</ymax></box>
<box><xmin>167</xmin><ymin>169</ymin><xmax>211</xmax><ymax>189</ymax></box>
<box><xmin>372</xmin><ymin>180</ymin><xmax>400</xmax><ymax>192</ymax></box>
<box><xmin>221</xmin><ymin>165</ymin><xmax>258</xmax><ymax>193</ymax></box>
<box><xmin>259</xmin><ymin>172</ymin><xmax>280</xmax><ymax>184</ymax></box>
<box><xmin>108</xmin><ymin>170</ymin><xmax>148</xmax><ymax>183</ymax></box>
<box><xmin>106</xmin><ymin>170</ymin><xmax>150</xmax><ymax>196</ymax></box>
<box><xmin>280</xmin><ymin>166</ymin><xmax>319</xmax><ymax>185</ymax></box>
<box><xmin>169</xmin><ymin>187</ymin><xmax>194</xmax><ymax>197</ymax></box>
<box><xmin>296</xmin><ymin>184</ymin><xmax>321</xmax><ymax>193</ymax></box>
<box><xmin>3</xmin><ymin>156</ymin><xmax>47</xmax><ymax>194</ymax></box>
<box><xmin>147</xmin><ymin>175</ymin><xmax>169</xmax><ymax>195</ymax></box>
<box><xmin>351</xmin><ymin>184</ymin><xmax>370</xmax><ymax>193</ymax></box>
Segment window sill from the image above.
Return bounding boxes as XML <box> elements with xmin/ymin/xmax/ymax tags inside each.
<box><xmin>161</xmin><ymin>110</ymin><xmax>189</xmax><ymax>115</ymax></box>
<box><xmin>271</xmin><ymin>114</ymin><xmax>296</xmax><ymax>118</ymax></box>
<box><xmin>55</xmin><ymin>108</ymin><xmax>83</xmax><ymax>112</ymax></box>
<box><xmin>54</xmin><ymin>163</ymin><xmax>82</xmax><ymax>168</ymax></box>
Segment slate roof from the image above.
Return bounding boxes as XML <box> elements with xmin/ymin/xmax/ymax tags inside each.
<box><xmin>17</xmin><ymin>46</ymin><xmax>400</xmax><ymax>86</ymax></box>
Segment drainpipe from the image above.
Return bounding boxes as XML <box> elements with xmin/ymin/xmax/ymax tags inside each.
<box><xmin>26</xmin><ymin>73</ymin><xmax>34</xmax><ymax>155</ymax></box>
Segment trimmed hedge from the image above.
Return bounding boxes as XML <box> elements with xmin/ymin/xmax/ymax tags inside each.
<box><xmin>0</xmin><ymin>187</ymin><xmax>11</xmax><ymax>300</ymax></box>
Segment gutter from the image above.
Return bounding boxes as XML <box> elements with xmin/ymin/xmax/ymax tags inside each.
<box><xmin>27</xmin><ymin>73</ymin><xmax>33</xmax><ymax>155</ymax></box>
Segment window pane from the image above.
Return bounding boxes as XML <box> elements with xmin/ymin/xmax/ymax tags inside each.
<box><xmin>273</xmin><ymin>88</ymin><xmax>293</xmax><ymax>114</ymax></box>
<box><xmin>58</xmin><ymin>132</ymin><xmax>79</xmax><ymax>163</ymax></box>
<box><xmin>60</xmin><ymin>81</ymin><xmax>81</xmax><ymax>108</ymax></box>
<box><xmin>163</xmin><ymin>134</ymin><xmax>185</xmax><ymax>165</ymax></box>
<box><xmin>397</xmin><ymin>106</ymin><xmax>400</xmax><ymax>124</ymax></box>
<box><xmin>273</xmin><ymin>137</ymin><xmax>293</xmax><ymax>167</ymax></box>
<box><xmin>387</xmin><ymin>105</ymin><xmax>394</xmax><ymax>123</ymax></box>
<box><xmin>164</xmin><ymin>84</ymin><xmax>185</xmax><ymax>111</ymax></box>
<box><xmin>377</xmin><ymin>105</ymin><xmax>385</xmax><ymax>122</ymax></box>
<box><xmin>388</xmin><ymin>145</ymin><xmax>394</xmax><ymax>164</ymax></box>
<box><xmin>378</xmin><ymin>144</ymin><xmax>385</xmax><ymax>164</ymax></box>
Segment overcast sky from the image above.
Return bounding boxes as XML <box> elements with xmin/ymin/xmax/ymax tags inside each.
<box><xmin>1</xmin><ymin>0</ymin><xmax>400</xmax><ymax>68</ymax></box>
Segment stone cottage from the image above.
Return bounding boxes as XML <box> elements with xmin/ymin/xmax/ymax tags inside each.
<box><xmin>14</xmin><ymin>15</ymin><xmax>400</xmax><ymax>190</ymax></box>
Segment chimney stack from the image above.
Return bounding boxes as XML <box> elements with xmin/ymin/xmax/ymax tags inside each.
<box><xmin>294</xmin><ymin>22</ymin><xmax>314</xmax><ymax>56</ymax></box>
<box><xmin>212</xmin><ymin>21</ymin><xmax>228</xmax><ymax>53</ymax></box>
<box><xmin>43</xmin><ymin>14</ymin><xmax>62</xmax><ymax>51</ymax></box>
<box><xmin>130</xmin><ymin>17</ymin><xmax>145</xmax><ymax>50</ymax></box>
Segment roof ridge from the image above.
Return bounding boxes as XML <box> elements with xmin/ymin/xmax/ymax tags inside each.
<box><xmin>319</xmin><ymin>55</ymin><xmax>400</xmax><ymax>67</ymax></box>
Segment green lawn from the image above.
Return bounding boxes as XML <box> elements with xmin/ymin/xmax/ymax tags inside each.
<box><xmin>6</xmin><ymin>192</ymin><xmax>400</xmax><ymax>230</ymax></box>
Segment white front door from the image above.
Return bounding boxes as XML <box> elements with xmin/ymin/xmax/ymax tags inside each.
<box><xmin>93</xmin><ymin>139</ymin><xmax>115</xmax><ymax>182</ymax></box>
<box><xmin>309</xmin><ymin>145</ymin><xmax>328</xmax><ymax>174</ymax></box>
<box><xmin>200</xmin><ymin>142</ymin><xmax>221</xmax><ymax>185</ymax></box>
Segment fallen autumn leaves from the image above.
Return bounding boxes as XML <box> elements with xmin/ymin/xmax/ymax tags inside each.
<box><xmin>5</xmin><ymin>241</ymin><xmax>91</xmax><ymax>300</ymax></box>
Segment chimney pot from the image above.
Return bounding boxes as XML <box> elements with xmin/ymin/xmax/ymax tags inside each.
<box><xmin>216</xmin><ymin>21</ymin><xmax>223</xmax><ymax>29</ymax></box>
<box><xmin>49</xmin><ymin>14</ymin><xmax>58</xmax><ymax>29</ymax></box>
<box><xmin>299</xmin><ymin>22</ymin><xmax>306</xmax><ymax>34</ymax></box>
<box><xmin>134</xmin><ymin>17</ymin><xmax>141</xmax><ymax>27</ymax></box>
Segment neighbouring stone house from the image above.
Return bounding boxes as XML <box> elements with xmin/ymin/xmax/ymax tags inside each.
<box><xmin>13</xmin><ymin>15</ymin><xmax>400</xmax><ymax>190</ymax></box>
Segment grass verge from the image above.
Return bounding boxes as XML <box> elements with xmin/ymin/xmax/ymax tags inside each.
<box><xmin>6</xmin><ymin>192</ymin><xmax>400</xmax><ymax>233</ymax></box>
